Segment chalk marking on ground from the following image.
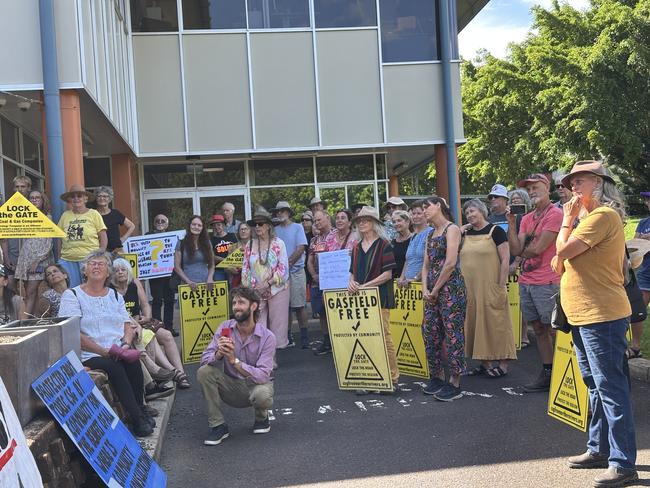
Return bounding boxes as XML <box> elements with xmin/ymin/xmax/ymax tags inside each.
<box><xmin>502</xmin><ymin>387</ymin><xmax>524</xmax><ymax>397</ymax></box>
<box><xmin>354</xmin><ymin>401</ymin><xmax>367</xmax><ymax>412</ymax></box>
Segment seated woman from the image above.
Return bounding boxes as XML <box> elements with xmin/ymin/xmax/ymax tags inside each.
<box><xmin>38</xmin><ymin>264</ymin><xmax>69</xmax><ymax>317</ymax></box>
<box><xmin>0</xmin><ymin>265</ymin><xmax>25</xmax><ymax>324</ymax></box>
<box><xmin>58</xmin><ymin>250</ymin><xmax>154</xmax><ymax>437</ymax></box>
<box><xmin>112</xmin><ymin>258</ymin><xmax>191</xmax><ymax>389</ymax></box>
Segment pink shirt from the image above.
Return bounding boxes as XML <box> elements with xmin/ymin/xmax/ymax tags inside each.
<box><xmin>518</xmin><ymin>204</ymin><xmax>563</xmax><ymax>285</ymax></box>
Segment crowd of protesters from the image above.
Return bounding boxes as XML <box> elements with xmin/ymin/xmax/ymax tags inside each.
<box><xmin>0</xmin><ymin>160</ymin><xmax>643</xmax><ymax>485</ymax></box>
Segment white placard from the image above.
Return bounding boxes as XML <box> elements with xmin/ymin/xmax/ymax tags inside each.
<box><xmin>124</xmin><ymin>230</ymin><xmax>185</xmax><ymax>279</ymax></box>
<box><xmin>0</xmin><ymin>377</ymin><xmax>43</xmax><ymax>488</ymax></box>
<box><xmin>318</xmin><ymin>250</ymin><xmax>351</xmax><ymax>291</ymax></box>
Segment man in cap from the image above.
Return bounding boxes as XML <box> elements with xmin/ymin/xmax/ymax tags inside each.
<box><xmin>554</xmin><ymin>175</ymin><xmax>572</xmax><ymax>208</ymax></box>
<box><xmin>272</xmin><ymin>201</ymin><xmax>309</xmax><ymax>348</ymax></box>
<box><xmin>384</xmin><ymin>197</ymin><xmax>408</xmax><ymax>240</ymax></box>
<box><xmin>210</xmin><ymin>214</ymin><xmax>237</xmax><ymax>283</ymax></box>
<box><xmin>486</xmin><ymin>184</ymin><xmax>511</xmax><ymax>232</ymax></box>
<box><xmin>309</xmin><ymin>197</ymin><xmax>326</xmax><ymax>213</ymax></box>
<box><xmin>221</xmin><ymin>202</ymin><xmax>241</xmax><ymax>234</ymax></box>
<box><xmin>507</xmin><ymin>173</ymin><xmax>563</xmax><ymax>392</ymax></box>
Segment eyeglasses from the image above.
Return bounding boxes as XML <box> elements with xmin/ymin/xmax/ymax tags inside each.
<box><xmin>87</xmin><ymin>261</ymin><xmax>108</xmax><ymax>268</ymax></box>
<box><xmin>556</xmin><ymin>184</ymin><xmax>565</xmax><ymax>189</ymax></box>
<box><xmin>96</xmin><ymin>194</ymin><xmax>110</xmax><ymax>199</ymax></box>
<box><xmin>254</xmin><ymin>223</ymin><xmax>266</xmax><ymax>227</ymax></box>
<box><xmin>302</xmin><ymin>218</ymin><xmax>312</xmax><ymax>222</ymax></box>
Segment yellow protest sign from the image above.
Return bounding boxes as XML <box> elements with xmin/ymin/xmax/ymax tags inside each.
<box><xmin>0</xmin><ymin>191</ymin><xmax>65</xmax><ymax>238</ymax></box>
<box><xmin>389</xmin><ymin>281</ymin><xmax>429</xmax><ymax>379</ymax></box>
<box><xmin>216</xmin><ymin>247</ymin><xmax>244</xmax><ymax>268</ymax></box>
<box><xmin>506</xmin><ymin>273</ymin><xmax>522</xmax><ymax>349</ymax></box>
<box><xmin>547</xmin><ymin>330</ymin><xmax>589</xmax><ymax>431</ymax></box>
<box><xmin>179</xmin><ymin>281</ymin><xmax>229</xmax><ymax>364</ymax></box>
<box><xmin>119</xmin><ymin>253</ymin><xmax>139</xmax><ymax>279</ymax></box>
<box><xmin>324</xmin><ymin>287</ymin><xmax>392</xmax><ymax>391</ymax></box>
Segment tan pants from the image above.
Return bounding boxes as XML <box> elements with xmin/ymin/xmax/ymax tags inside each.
<box><xmin>381</xmin><ymin>308</ymin><xmax>400</xmax><ymax>383</ymax></box>
<box><xmin>197</xmin><ymin>364</ymin><xmax>274</xmax><ymax>427</ymax></box>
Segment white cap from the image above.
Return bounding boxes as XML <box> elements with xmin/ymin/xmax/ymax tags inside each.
<box><xmin>488</xmin><ymin>184</ymin><xmax>509</xmax><ymax>199</ymax></box>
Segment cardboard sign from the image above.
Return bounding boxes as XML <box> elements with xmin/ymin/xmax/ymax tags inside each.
<box><xmin>215</xmin><ymin>248</ymin><xmax>244</xmax><ymax>269</ymax></box>
<box><xmin>31</xmin><ymin>352</ymin><xmax>167</xmax><ymax>487</ymax></box>
<box><xmin>119</xmin><ymin>253</ymin><xmax>140</xmax><ymax>280</ymax></box>
<box><xmin>179</xmin><ymin>282</ymin><xmax>229</xmax><ymax>364</ymax></box>
<box><xmin>389</xmin><ymin>281</ymin><xmax>429</xmax><ymax>379</ymax></box>
<box><xmin>318</xmin><ymin>250</ymin><xmax>351</xmax><ymax>290</ymax></box>
<box><xmin>506</xmin><ymin>273</ymin><xmax>522</xmax><ymax>349</ymax></box>
<box><xmin>0</xmin><ymin>377</ymin><xmax>42</xmax><ymax>488</ymax></box>
<box><xmin>547</xmin><ymin>331</ymin><xmax>589</xmax><ymax>431</ymax></box>
<box><xmin>124</xmin><ymin>231</ymin><xmax>185</xmax><ymax>280</ymax></box>
<box><xmin>0</xmin><ymin>191</ymin><xmax>65</xmax><ymax>238</ymax></box>
<box><xmin>323</xmin><ymin>288</ymin><xmax>392</xmax><ymax>391</ymax></box>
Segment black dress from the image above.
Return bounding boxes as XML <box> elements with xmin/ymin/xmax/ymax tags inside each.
<box><xmin>391</xmin><ymin>236</ymin><xmax>412</xmax><ymax>278</ymax></box>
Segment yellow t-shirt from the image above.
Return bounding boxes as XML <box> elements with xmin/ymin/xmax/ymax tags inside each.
<box><xmin>57</xmin><ymin>209</ymin><xmax>107</xmax><ymax>262</ymax></box>
<box><xmin>560</xmin><ymin>206</ymin><xmax>631</xmax><ymax>326</ymax></box>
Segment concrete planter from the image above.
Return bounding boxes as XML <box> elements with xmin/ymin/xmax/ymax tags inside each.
<box><xmin>0</xmin><ymin>328</ymin><xmax>49</xmax><ymax>426</ymax></box>
<box><xmin>0</xmin><ymin>316</ymin><xmax>80</xmax><ymax>366</ymax></box>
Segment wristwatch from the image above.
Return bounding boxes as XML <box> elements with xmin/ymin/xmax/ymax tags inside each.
<box><xmin>234</xmin><ymin>358</ymin><xmax>241</xmax><ymax>365</ymax></box>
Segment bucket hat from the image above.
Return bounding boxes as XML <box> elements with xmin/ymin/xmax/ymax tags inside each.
<box><xmin>351</xmin><ymin>206</ymin><xmax>383</xmax><ymax>226</ymax></box>
<box><xmin>560</xmin><ymin>161</ymin><xmax>615</xmax><ymax>188</ymax></box>
<box><xmin>60</xmin><ymin>184</ymin><xmax>95</xmax><ymax>202</ymax></box>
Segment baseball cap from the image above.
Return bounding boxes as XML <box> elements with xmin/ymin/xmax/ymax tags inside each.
<box><xmin>517</xmin><ymin>173</ymin><xmax>550</xmax><ymax>188</ymax></box>
<box><xmin>487</xmin><ymin>184</ymin><xmax>509</xmax><ymax>199</ymax></box>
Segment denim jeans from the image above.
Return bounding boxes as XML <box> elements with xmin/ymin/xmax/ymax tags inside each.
<box><xmin>571</xmin><ymin>318</ymin><xmax>636</xmax><ymax>471</ymax></box>
<box><xmin>58</xmin><ymin>259</ymin><xmax>83</xmax><ymax>288</ymax></box>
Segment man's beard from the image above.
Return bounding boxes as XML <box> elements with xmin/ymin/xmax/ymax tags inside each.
<box><xmin>234</xmin><ymin>307</ymin><xmax>252</xmax><ymax>323</ymax></box>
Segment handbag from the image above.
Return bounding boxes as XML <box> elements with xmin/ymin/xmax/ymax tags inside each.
<box><xmin>624</xmin><ymin>246</ymin><xmax>647</xmax><ymax>323</ymax></box>
<box><xmin>551</xmin><ymin>291</ymin><xmax>571</xmax><ymax>333</ymax></box>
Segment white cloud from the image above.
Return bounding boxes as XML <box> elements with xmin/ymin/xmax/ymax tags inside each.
<box><xmin>459</xmin><ymin>22</ymin><xmax>530</xmax><ymax>60</ymax></box>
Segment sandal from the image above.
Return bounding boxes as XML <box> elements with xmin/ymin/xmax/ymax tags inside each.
<box><xmin>465</xmin><ymin>365</ymin><xmax>489</xmax><ymax>376</ymax></box>
<box><xmin>626</xmin><ymin>348</ymin><xmax>642</xmax><ymax>359</ymax></box>
<box><xmin>486</xmin><ymin>366</ymin><xmax>508</xmax><ymax>378</ymax></box>
<box><xmin>174</xmin><ymin>370</ymin><xmax>191</xmax><ymax>389</ymax></box>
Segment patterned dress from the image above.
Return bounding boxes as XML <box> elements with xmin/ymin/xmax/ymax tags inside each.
<box><xmin>423</xmin><ymin>223</ymin><xmax>467</xmax><ymax>377</ymax></box>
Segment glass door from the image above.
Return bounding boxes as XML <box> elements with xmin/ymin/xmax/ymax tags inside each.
<box><xmin>196</xmin><ymin>190</ymin><xmax>249</xmax><ymax>234</ymax></box>
<box><xmin>144</xmin><ymin>193</ymin><xmax>194</xmax><ymax>233</ymax></box>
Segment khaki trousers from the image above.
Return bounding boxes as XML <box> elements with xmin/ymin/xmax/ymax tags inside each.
<box><xmin>197</xmin><ymin>364</ymin><xmax>274</xmax><ymax>427</ymax></box>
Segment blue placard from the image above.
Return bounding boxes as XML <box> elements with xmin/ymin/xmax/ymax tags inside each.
<box><xmin>31</xmin><ymin>352</ymin><xmax>167</xmax><ymax>488</ymax></box>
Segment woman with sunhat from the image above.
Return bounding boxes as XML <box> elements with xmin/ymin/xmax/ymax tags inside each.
<box><xmin>628</xmin><ymin>191</ymin><xmax>650</xmax><ymax>357</ymax></box>
<box><xmin>241</xmin><ymin>210</ymin><xmax>290</xmax><ymax>348</ymax></box>
<box><xmin>56</xmin><ymin>184</ymin><xmax>107</xmax><ymax>287</ymax></box>
<box><xmin>348</xmin><ymin>206</ymin><xmax>400</xmax><ymax>394</ymax></box>
<box><xmin>553</xmin><ymin>160</ymin><xmax>637</xmax><ymax>485</ymax></box>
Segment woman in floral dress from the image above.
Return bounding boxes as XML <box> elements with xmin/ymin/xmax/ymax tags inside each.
<box><xmin>420</xmin><ymin>196</ymin><xmax>467</xmax><ymax>402</ymax></box>
<box><xmin>241</xmin><ymin>210</ymin><xmax>290</xmax><ymax>348</ymax></box>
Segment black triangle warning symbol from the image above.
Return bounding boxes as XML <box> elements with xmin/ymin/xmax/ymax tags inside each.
<box><xmin>345</xmin><ymin>339</ymin><xmax>384</xmax><ymax>381</ymax></box>
<box><xmin>552</xmin><ymin>358</ymin><xmax>581</xmax><ymax>416</ymax></box>
<box><xmin>396</xmin><ymin>328</ymin><xmax>423</xmax><ymax>369</ymax></box>
<box><xmin>189</xmin><ymin>321</ymin><xmax>215</xmax><ymax>357</ymax></box>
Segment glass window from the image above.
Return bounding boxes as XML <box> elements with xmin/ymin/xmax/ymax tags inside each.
<box><xmin>195</xmin><ymin>161</ymin><xmax>245</xmax><ymax>186</ymax></box>
<box><xmin>347</xmin><ymin>183</ymin><xmax>375</xmax><ymax>208</ymax></box>
<box><xmin>146</xmin><ymin>197</ymin><xmax>194</xmax><ymax>232</ymax></box>
<box><xmin>249</xmin><ymin>158</ymin><xmax>313</xmax><ymax>186</ymax></box>
<box><xmin>250</xmin><ymin>186</ymin><xmax>314</xmax><ymax>216</ymax></box>
<box><xmin>247</xmin><ymin>0</ymin><xmax>310</xmax><ymax>29</ymax></box>
<box><xmin>318</xmin><ymin>187</ymin><xmax>345</xmax><ymax>211</ymax></box>
<box><xmin>314</xmin><ymin>0</ymin><xmax>377</xmax><ymax>28</ymax></box>
<box><xmin>23</xmin><ymin>135</ymin><xmax>41</xmax><ymax>173</ymax></box>
<box><xmin>379</xmin><ymin>0</ymin><xmax>437</xmax><ymax>62</ymax></box>
<box><xmin>2</xmin><ymin>158</ymin><xmax>18</xmax><ymax>201</ymax></box>
<box><xmin>316</xmin><ymin>155</ymin><xmax>374</xmax><ymax>183</ymax></box>
<box><xmin>83</xmin><ymin>157</ymin><xmax>112</xmax><ymax>189</ymax></box>
<box><xmin>130</xmin><ymin>0</ymin><xmax>179</xmax><ymax>32</ymax></box>
<box><xmin>1</xmin><ymin>118</ymin><xmax>19</xmax><ymax>161</ymax></box>
<box><xmin>378</xmin><ymin>180</ymin><xmax>387</xmax><ymax>206</ymax></box>
<box><xmin>375</xmin><ymin>154</ymin><xmax>386</xmax><ymax>179</ymax></box>
<box><xmin>182</xmin><ymin>0</ymin><xmax>246</xmax><ymax>29</ymax></box>
<box><xmin>144</xmin><ymin>164</ymin><xmax>195</xmax><ymax>189</ymax></box>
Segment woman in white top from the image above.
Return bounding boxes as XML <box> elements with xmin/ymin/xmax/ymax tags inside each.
<box><xmin>58</xmin><ymin>250</ymin><xmax>154</xmax><ymax>437</ymax></box>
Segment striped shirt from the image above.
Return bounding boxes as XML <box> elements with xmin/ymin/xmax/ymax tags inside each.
<box><xmin>350</xmin><ymin>238</ymin><xmax>396</xmax><ymax>309</ymax></box>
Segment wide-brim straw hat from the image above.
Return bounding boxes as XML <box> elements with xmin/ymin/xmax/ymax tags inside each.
<box><xmin>627</xmin><ymin>238</ymin><xmax>650</xmax><ymax>269</ymax></box>
<box><xmin>351</xmin><ymin>206</ymin><xmax>383</xmax><ymax>226</ymax></box>
<box><xmin>246</xmin><ymin>210</ymin><xmax>273</xmax><ymax>227</ymax></box>
<box><xmin>384</xmin><ymin>196</ymin><xmax>407</xmax><ymax>209</ymax></box>
<box><xmin>271</xmin><ymin>201</ymin><xmax>294</xmax><ymax>216</ymax></box>
<box><xmin>560</xmin><ymin>160</ymin><xmax>615</xmax><ymax>189</ymax></box>
<box><xmin>60</xmin><ymin>184</ymin><xmax>95</xmax><ymax>202</ymax></box>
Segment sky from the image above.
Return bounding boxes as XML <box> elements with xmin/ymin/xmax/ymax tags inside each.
<box><xmin>458</xmin><ymin>0</ymin><xmax>591</xmax><ymax>60</ymax></box>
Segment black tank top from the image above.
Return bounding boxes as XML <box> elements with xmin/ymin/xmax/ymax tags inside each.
<box><xmin>122</xmin><ymin>282</ymin><xmax>140</xmax><ymax>317</ymax></box>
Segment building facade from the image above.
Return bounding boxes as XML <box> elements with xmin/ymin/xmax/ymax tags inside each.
<box><xmin>0</xmin><ymin>0</ymin><xmax>487</xmax><ymax>230</ymax></box>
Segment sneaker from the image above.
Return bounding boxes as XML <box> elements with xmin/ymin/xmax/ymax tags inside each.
<box><xmin>145</xmin><ymin>383</ymin><xmax>175</xmax><ymax>402</ymax></box>
<box><xmin>204</xmin><ymin>424</ymin><xmax>229</xmax><ymax>445</ymax></box>
<box><xmin>422</xmin><ymin>377</ymin><xmax>446</xmax><ymax>396</ymax></box>
<box><xmin>151</xmin><ymin>368</ymin><xmax>176</xmax><ymax>382</ymax></box>
<box><xmin>524</xmin><ymin>368</ymin><xmax>552</xmax><ymax>393</ymax></box>
<box><xmin>287</xmin><ymin>334</ymin><xmax>296</xmax><ymax>348</ymax></box>
<box><xmin>568</xmin><ymin>451</ymin><xmax>609</xmax><ymax>469</ymax></box>
<box><xmin>132</xmin><ymin>415</ymin><xmax>154</xmax><ymax>437</ymax></box>
<box><xmin>593</xmin><ymin>467</ymin><xmax>638</xmax><ymax>487</ymax></box>
<box><xmin>433</xmin><ymin>384</ymin><xmax>463</xmax><ymax>402</ymax></box>
<box><xmin>313</xmin><ymin>342</ymin><xmax>332</xmax><ymax>356</ymax></box>
<box><xmin>252</xmin><ymin>417</ymin><xmax>271</xmax><ymax>434</ymax></box>
<box><xmin>138</xmin><ymin>408</ymin><xmax>156</xmax><ymax>429</ymax></box>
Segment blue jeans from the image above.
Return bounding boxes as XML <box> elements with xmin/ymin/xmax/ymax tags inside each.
<box><xmin>571</xmin><ymin>318</ymin><xmax>636</xmax><ymax>471</ymax></box>
<box><xmin>58</xmin><ymin>259</ymin><xmax>83</xmax><ymax>288</ymax></box>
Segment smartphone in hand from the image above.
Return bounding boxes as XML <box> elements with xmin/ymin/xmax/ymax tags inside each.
<box><xmin>220</xmin><ymin>327</ymin><xmax>231</xmax><ymax>338</ymax></box>
<box><xmin>510</xmin><ymin>204</ymin><xmax>527</xmax><ymax>215</ymax></box>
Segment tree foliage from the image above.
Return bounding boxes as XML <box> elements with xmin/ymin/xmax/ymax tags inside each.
<box><xmin>459</xmin><ymin>0</ymin><xmax>650</xmax><ymax>194</ymax></box>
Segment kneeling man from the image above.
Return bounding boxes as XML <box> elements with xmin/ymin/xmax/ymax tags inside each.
<box><xmin>197</xmin><ymin>287</ymin><xmax>276</xmax><ymax>445</ymax></box>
